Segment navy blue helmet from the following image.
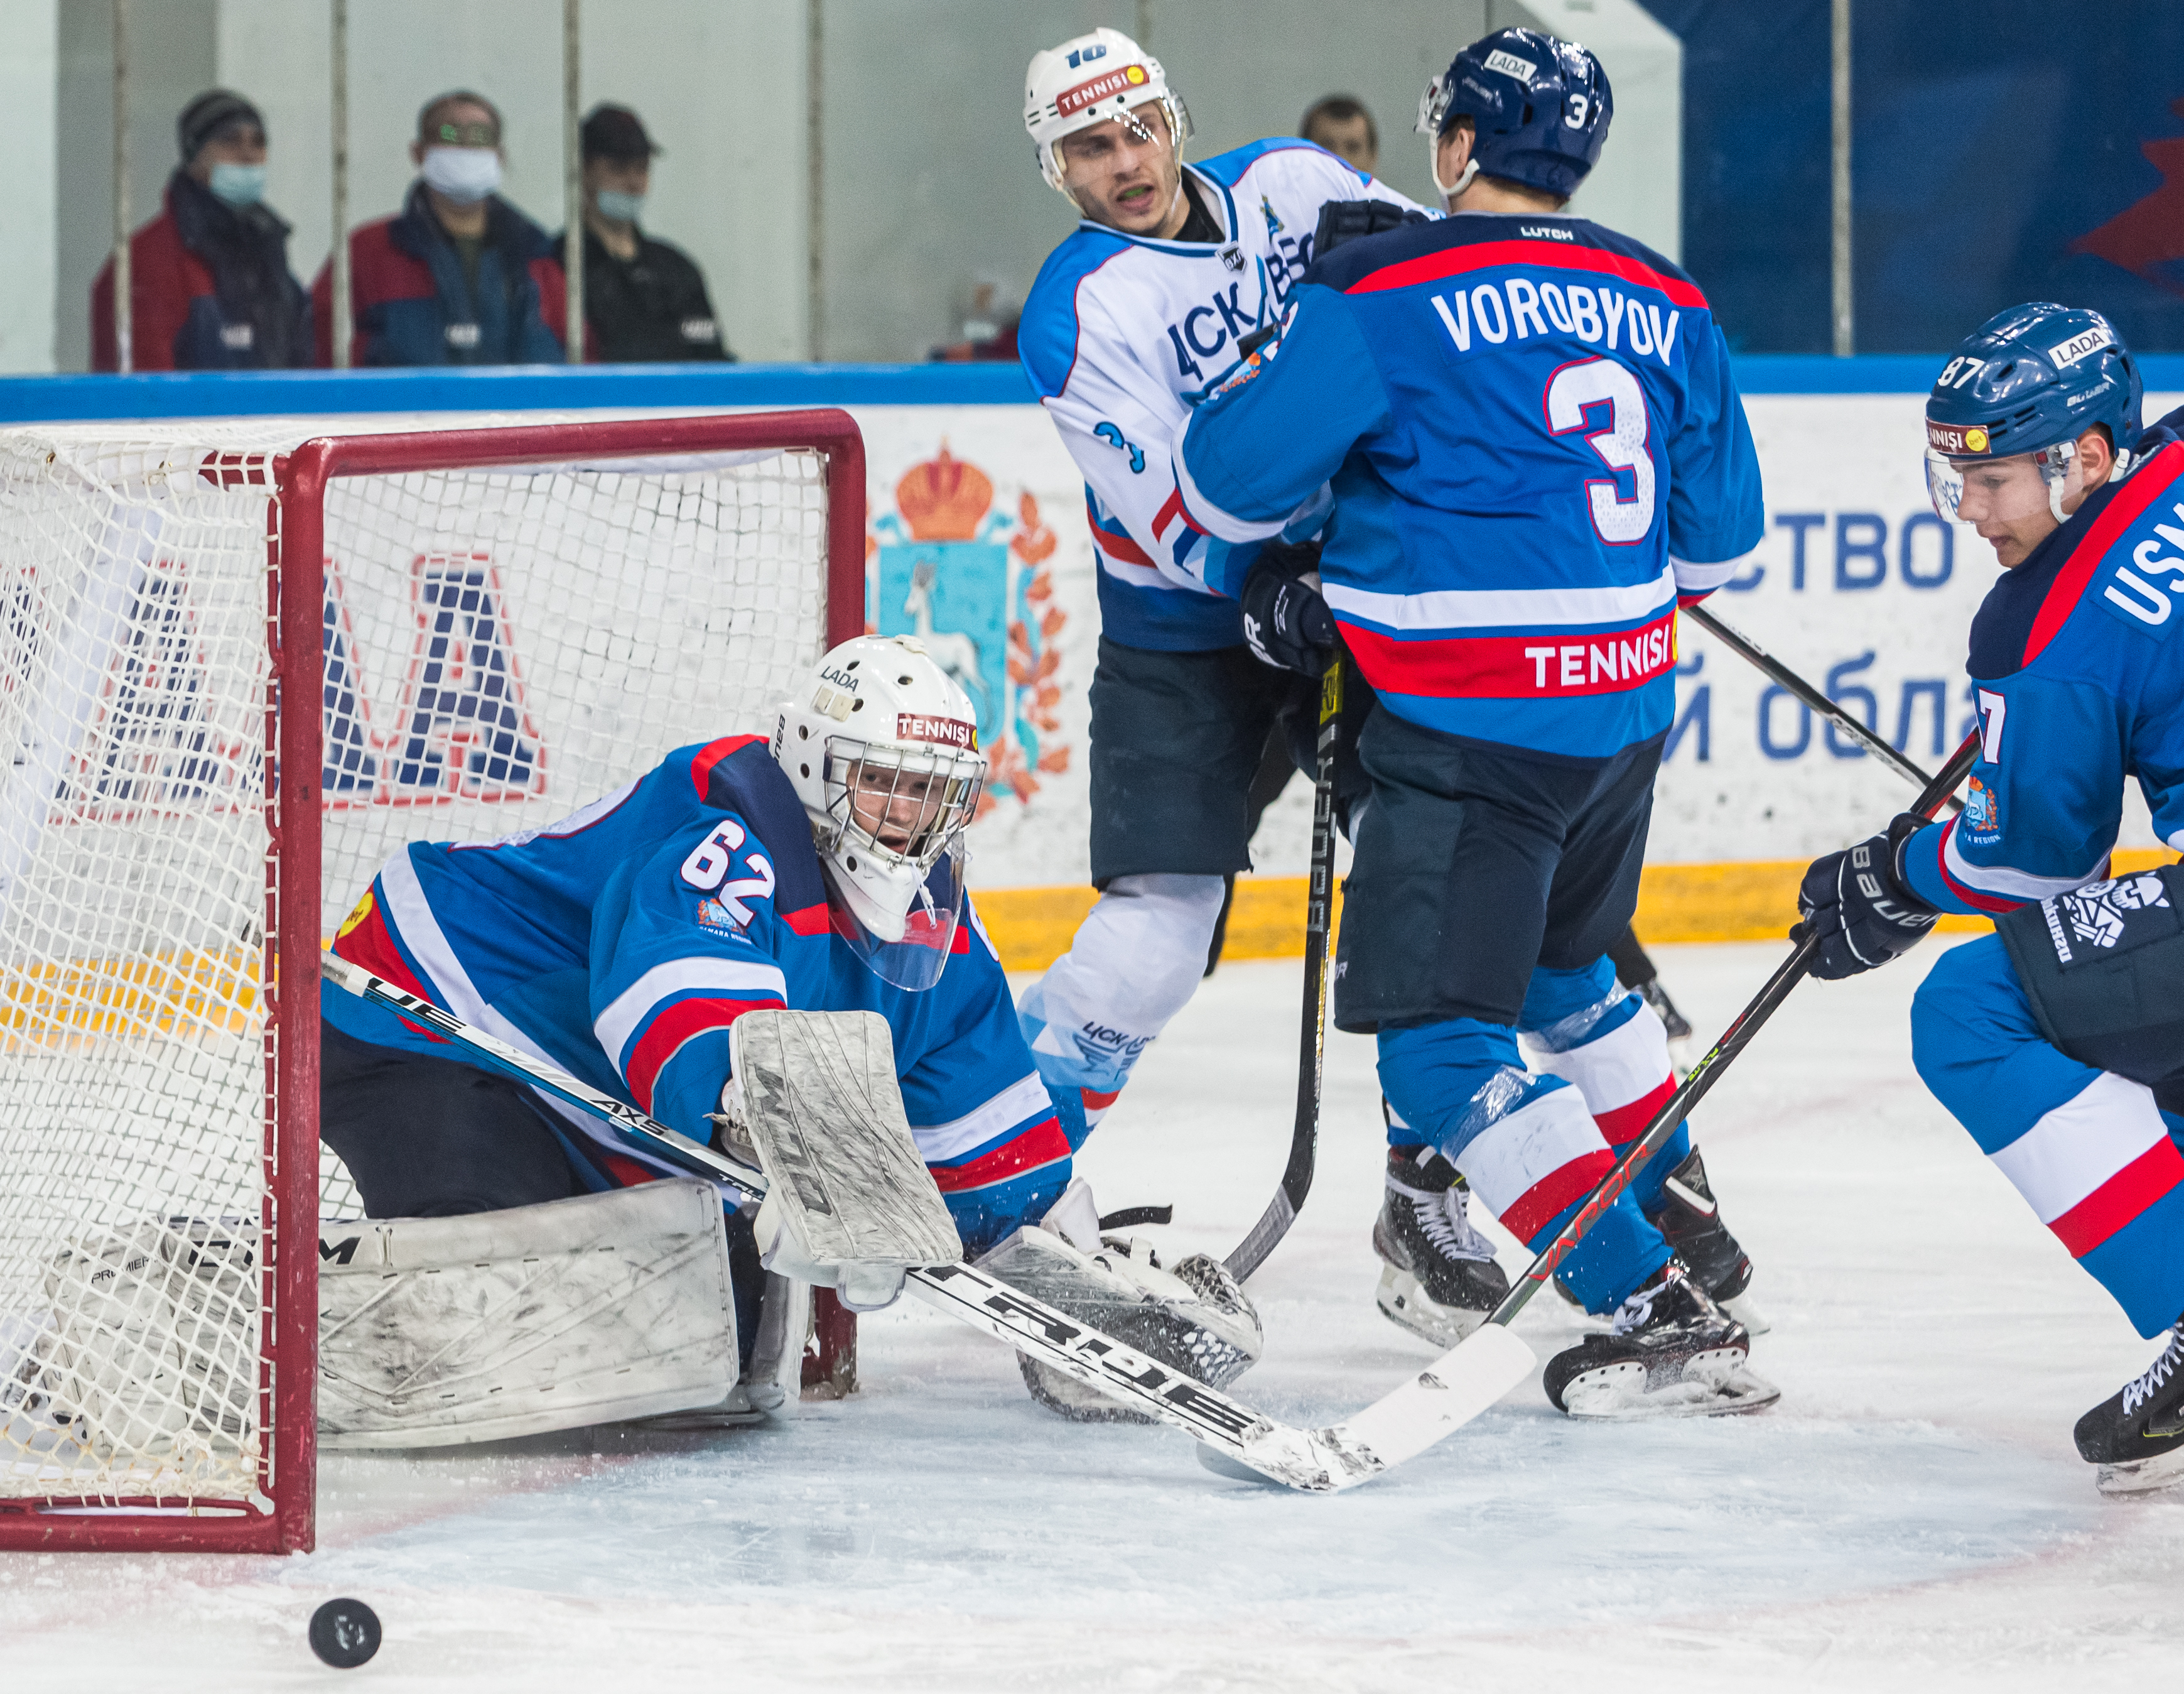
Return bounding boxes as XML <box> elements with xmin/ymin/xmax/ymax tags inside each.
<box><xmin>1925</xmin><ymin>303</ymin><xmax>2141</xmax><ymax>524</ymax></box>
<box><xmin>1415</xmin><ymin>27</ymin><xmax>1611</xmax><ymax>201</ymax></box>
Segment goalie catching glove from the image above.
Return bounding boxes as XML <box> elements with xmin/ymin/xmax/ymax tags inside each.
<box><xmin>1792</xmin><ymin>812</ymin><xmax>1941</xmax><ymax>979</ymax></box>
<box><xmin>975</xmin><ymin>1178</ymin><xmax>1263</xmax><ymax>1423</ymax></box>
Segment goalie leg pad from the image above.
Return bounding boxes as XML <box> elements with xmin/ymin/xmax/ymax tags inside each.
<box><xmin>725</xmin><ymin>1009</ymin><xmax>963</xmax><ymax>1310</ymax></box>
<box><xmin>317</xmin><ymin>1178</ymin><xmax>739</xmax><ymax>1449</ymax></box>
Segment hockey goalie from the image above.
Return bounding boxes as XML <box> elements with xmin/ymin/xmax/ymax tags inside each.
<box><xmin>296</xmin><ymin>634</ymin><xmax>1262</xmax><ymax>1445</ymax></box>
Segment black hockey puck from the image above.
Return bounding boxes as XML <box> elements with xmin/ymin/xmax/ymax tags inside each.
<box><xmin>308</xmin><ymin>1598</ymin><xmax>382</xmax><ymax>1669</ymax></box>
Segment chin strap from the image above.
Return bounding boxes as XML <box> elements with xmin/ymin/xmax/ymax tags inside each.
<box><xmin>1430</xmin><ymin>147</ymin><xmax>1481</xmax><ymax>211</ymax></box>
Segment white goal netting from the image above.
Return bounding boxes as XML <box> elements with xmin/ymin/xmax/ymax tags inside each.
<box><xmin>0</xmin><ymin>415</ymin><xmax>840</xmax><ymax>1513</ymax></box>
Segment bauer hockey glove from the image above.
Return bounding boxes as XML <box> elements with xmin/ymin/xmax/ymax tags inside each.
<box><xmin>1792</xmin><ymin>812</ymin><xmax>1941</xmax><ymax>979</ymax></box>
<box><xmin>1240</xmin><ymin>540</ymin><xmax>1336</xmax><ymax>676</ymax></box>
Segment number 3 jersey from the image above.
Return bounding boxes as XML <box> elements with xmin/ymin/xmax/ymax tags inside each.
<box><xmin>1173</xmin><ymin>210</ymin><xmax>1765</xmax><ymax>760</ymax></box>
<box><xmin>321</xmin><ymin>734</ymin><xmax>1069</xmax><ymax>1252</ymax></box>
<box><xmin>1017</xmin><ymin>139</ymin><xmax>1419</xmax><ymax>653</ymax></box>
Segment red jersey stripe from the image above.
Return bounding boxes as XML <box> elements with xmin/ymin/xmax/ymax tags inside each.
<box><xmin>2050</xmin><ymin>1137</ymin><xmax>2184</xmax><ymax>1258</ymax></box>
<box><xmin>691</xmin><ymin>734</ymin><xmax>767</xmax><ymax>800</ymax></box>
<box><xmin>1338</xmin><ymin>611</ymin><xmax>1677</xmax><ymax>700</ymax></box>
<box><xmin>929</xmin><ymin>1115</ymin><xmax>1073</xmax><ymax>1194</ymax></box>
<box><xmin>2025</xmin><ymin>441</ymin><xmax>2184</xmax><ymax>666</ymax></box>
<box><xmin>1345</xmin><ymin>238</ymin><xmax>1709</xmax><ymax>310</ymax></box>
<box><xmin>622</xmin><ymin>993</ymin><xmax>779</xmax><ymax>1112</ymax></box>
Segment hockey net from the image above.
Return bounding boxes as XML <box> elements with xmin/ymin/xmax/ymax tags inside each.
<box><xmin>0</xmin><ymin>410</ymin><xmax>863</xmax><ymax>1551</ymax></box>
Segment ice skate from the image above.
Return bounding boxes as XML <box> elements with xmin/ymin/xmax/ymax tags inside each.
<box><xmin>2076</xmin><ymin>1323</ymin><xmax>2184</xmax><ymax>1496</ymax></box>
<box><xmin>1640</xmin><ymin>1146</ymin><xmax>1767</xmax><ymax>1332</ymax></box>
<box><xmin>1543</xmin><ymin>1259</ymin><xmax>1779</xmax><ymax>1419</ymax></box>
<box><xmin>1373</xmin><ymin>1150</ymin><xmax>1511</xmax><ymax>1347</ymax></box>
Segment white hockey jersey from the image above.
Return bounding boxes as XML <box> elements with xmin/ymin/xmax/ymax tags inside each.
<box><xmin>1016</xmin><ymin>139</ymin><xmax>1422</xmax><ymax>651</ymax></box>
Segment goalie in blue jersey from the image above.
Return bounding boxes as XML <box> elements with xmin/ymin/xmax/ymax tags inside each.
<box><xmin>1172</xmin><ymin>28</ymin><xmax>1775</xmax><ymax>1418</ymax></box>
<box><xmin>319</xmin><ymin>635</ymin><xmax>1263</xmax><ymax>1428</ymax></box>
<box><xmin>1793</xmin><ymin>304</ymin><xmax>2184</xmax><ymax>1496</ymax></box>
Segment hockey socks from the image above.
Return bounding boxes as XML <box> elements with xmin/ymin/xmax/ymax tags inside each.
<box><xmin>1018</xmin><ymin>874</ymin><xmax>1226</xmax><ymax>1147</ymax></box>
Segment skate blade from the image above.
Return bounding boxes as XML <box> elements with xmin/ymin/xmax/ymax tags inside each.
<box><xmin>1560</xmin><ymin>1350</ymin><xmax>1781</xmax><ymax>1421</ymax></box>
<box><xmin>2095</xmin><ymin>1444</ymin><xmax>2184</xmax><ymax>1497</ymax></box>
<box><xmin>1375</xmin><ymin>1266</ymin><xmax>1491</xmax><ymax>1349</ymax></box>
<box><xmin>1721</xmin><ymin>1290</ymin><xmax>1771</xmax><ymax>1335</ymax></box>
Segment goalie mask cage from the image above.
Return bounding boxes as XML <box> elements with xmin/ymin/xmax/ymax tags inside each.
<box><xmin>0</xmin><ymin>409</ymin><xmax>865</xmax><ymax>1552</ymax></box>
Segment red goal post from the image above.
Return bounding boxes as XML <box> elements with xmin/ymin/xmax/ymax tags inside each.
<box><xmin>0</xmin><ymin>409</ymin><xmax>865</xmax><ymax>1553</ymax></box>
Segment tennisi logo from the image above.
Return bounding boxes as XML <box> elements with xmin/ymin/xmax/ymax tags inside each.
<box><xmin>896</xmin><ymin>712</ymin><xmax>978</xmax><ymax>751</ymax></box>
<box><xmin>1056</xmin><ymin>63</ymin><xmax>1149</xmax><ymax>116</ymax></box>
<box><xmin>1926</xmin><ymin>421</ymin><xmax>1992</xmax><ymax>455</ymax></box>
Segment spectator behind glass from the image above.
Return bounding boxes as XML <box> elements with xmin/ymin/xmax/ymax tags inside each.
<box><xmin>92</xmin><ymin>89</ymin><xmax>311</xmax><ymax>370</ymax></box>
<box><xmin>551</xmin><ymin>104</ymin><xmax>733</xmax><ymax>362</ymax></box>
<box><xmin>1300</xmin><ymin>94</ymin><xmax>1379</xmax><ymax>176</ymax></box>
<box><xmin>311</xmin><ymin>90</ymin><xmax>563</xmax><ymax>366</ymax></box>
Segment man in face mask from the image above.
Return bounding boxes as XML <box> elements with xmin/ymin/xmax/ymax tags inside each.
<box><xmin>312</xmin><ymin>90</ymin><xmax>564</xmax><ymax>367</ymax></box>
<box><xmin>92</xmin><ymin>89</ymin><xmax>311</xmax><ymax>371</ymax></box>
<box><xmin>549</xmin><ymin>104</ymin><xmax>732</xmax><ymax>363</ymax></box>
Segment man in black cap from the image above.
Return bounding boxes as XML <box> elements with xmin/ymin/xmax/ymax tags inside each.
<box><xmin>92</xmin><ymin>89</ymin><xmax>311</xmax><ymax>370</ymax></box>
<box><xmin>560</xmin><ymin>104</ymin><xmax>733</xmax><ymax>362</ymax></box>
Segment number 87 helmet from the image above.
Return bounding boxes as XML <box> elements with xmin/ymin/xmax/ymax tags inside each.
<box><xmin>773</xmin><ymin>636</ymin><xmax>987</xmax><ymax>991</ymax></box>
<box><xmin>1925</xmin><ymin>302</ymin><xmax>2142</xmax><ymax>526</ymax></box>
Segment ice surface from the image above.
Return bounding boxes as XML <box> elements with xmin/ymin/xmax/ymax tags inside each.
<box><xmin>9</xmin><ymin>941</ymin><xmax>2184</xmax><ymax>1692</ymax></box>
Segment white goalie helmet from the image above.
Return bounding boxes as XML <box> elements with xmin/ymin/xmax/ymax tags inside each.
<box><xmin>1024</xmin><ymin>27</ymin><xmax>1191</xmax><ymax>196</ymax></box>
<box><xmin>773</xmin><ymin>636</ymin><xmax>987</xmax><ymax>989</ymax></box>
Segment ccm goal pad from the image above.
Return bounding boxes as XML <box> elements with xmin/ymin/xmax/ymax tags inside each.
<box><xmin>0</xmin><ymin>411</ymin><xmax>863</xmax><ymax>1551</ymax></box>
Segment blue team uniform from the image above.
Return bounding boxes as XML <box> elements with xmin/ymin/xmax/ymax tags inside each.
<box><xmin>1903</xmin><ymin>413</ymin><xmax>2184</xmax><ymax>1337</ymax></box>
<box><xmin>324</xmin><ymin>734</ymin><xmax>1071</xmax><ymax>1252</ymax></box>
<box><xmin>1172</xmin><ymin>210</ymin><xmax>1765</xmax><ymax>1315</ymax></box>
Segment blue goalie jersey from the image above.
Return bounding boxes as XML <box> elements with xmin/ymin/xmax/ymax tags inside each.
<box><xmin>1173</xmin><ymin>210</ymin><xmax>1765</xmax><ymax>760</ymax></box>
<box><xmin>323</xmin><ymin>734</ymin><xmax>1069</xmax><ymax>1251</ymax></box>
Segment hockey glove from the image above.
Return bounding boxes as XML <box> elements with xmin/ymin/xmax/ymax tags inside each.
<box><xmin>1313</xmin><ymin>198</ymin><xmax>1429</xmax><ymax>258</ymax></box>
<box><xmin>1792</xmin><ymin>812</ymin><xmax>1940</xmax><ymax>979</ymax></box>
<box><xmin>1240</xmin><ymin>540</ymin><xmax>1336</xmax><ymax>676</ymax></box>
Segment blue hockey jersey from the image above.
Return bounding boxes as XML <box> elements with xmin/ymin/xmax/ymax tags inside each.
<box><xmin>322</xmin><ymin>734</ymin><xmax>1069</xmax><ymax>1251</ymax></box>
<box><xmin>1172</xmin><ymin>210</ymin><xmax>1765</xmax><ymax>759</ymax></box>
<box><xmin>1017</xmin><ymin>138</ymin><xmax>1420</xmax><ymax>651</ymax></box>
<box><xmin>1900</xmin><ymin>413</ymin><xmax>2184</xmax><ymax>917</ymax></box>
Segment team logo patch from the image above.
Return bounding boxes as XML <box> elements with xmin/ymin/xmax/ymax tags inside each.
<box><xmin>1962</xmin><ymin>774</ymin><xmax>1999</xmax><ymax>836</ymax></box>
<box><xmin>1056</xmin><ymin>63</ymin><xmax>1149</xmax><ymax>117</ymax></box>
<box><xmin>896</xmin><ymin>711</ymin><xmax>978</xmax><ymax>751</ymax></box>
<box><xmin>695</xmin><ymin>896</ymin><xmax>749</xmax><ymax>935</ymax></box>
<box><xmin>1926</xmin><ymin>420</ymin><xmax>1992</xmax><ymax>455</ymax></box>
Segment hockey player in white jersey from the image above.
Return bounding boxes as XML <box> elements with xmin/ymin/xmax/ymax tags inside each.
<box><xmin>1012</xmin><ymin>27</ymin><xmax>1427</xmax><ymax>1197</ymax></box>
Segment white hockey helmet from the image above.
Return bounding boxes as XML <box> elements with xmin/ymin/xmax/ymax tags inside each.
<box><xmin>1024</xmin><ymin>28</ymin><xmax>1191</xmax><ymax>196</ymax></box>
<box><xmin>773</xmin><ymin>636</ymin><xmax>986</xmax><ymax>985</ymax></box>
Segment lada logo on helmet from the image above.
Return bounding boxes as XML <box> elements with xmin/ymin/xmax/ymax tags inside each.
<box><xmin>896</xmin><ymin>712</ymin><xmax>978</xmax><ymax>751</ymax></box>
<box><xmin>1056</xmin><ymin>63</ymin><xmax>1148</xmax><ymax>116</ymax></box>
<box><xmin>819</xmin><ymin>665</ymin><xmax>861</xmax><ymax>692</ymax></box>
<box><xmin>1926</xmin><ymin>421</ymin><xmax>1991</xmax><ymax>455</ymax></box>
<box><xmin>2048</xmin><ymin>326</ymin><xmax>2113</xmax><ymax>369</ymax></box>
<box><xmin>1481</xmin><ymin>48</ymin><xmax>1537</xmax><ymax>84</ymax></box>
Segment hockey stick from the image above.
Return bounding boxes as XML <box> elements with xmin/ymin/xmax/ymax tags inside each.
<box><xmin>1202</xmin><ymin>729</ymin><xmax>1981</xmax><ymax>1484</ymax></box>
<box><xmin>319</xmin><ymin>953</ymin><xmax>1437</xmax><ymax>1492</ymax></box>
<box><xmin>1682</xmin><ymin>602</ymin><xmax>1964</xmax><ymax>813</ymax></box>
<box><xmin>1225</xmin><ymin>656</ymin><xmax>1343</xmax><ymax>1282</ymax></box>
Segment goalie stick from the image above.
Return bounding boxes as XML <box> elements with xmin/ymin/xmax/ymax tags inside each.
<box><xmin>1224</xmin><ymin>656</ymin><xmax>1343</xmax><ymax>1282</ymax></box>
<box><xmin>1201</xmin><ymin>727</ymin><xmax>1982</xmax><ymax>1484</ymax></box>
<box><xmin>321</xmin><ymin>952</ymin><xmax>1500</xmax><ymax>1492</ymax></box>
<box><xmin>1682</xmin><ymin>602</ymin><xmax>1964</xmax><ymax>813</ymax></box>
